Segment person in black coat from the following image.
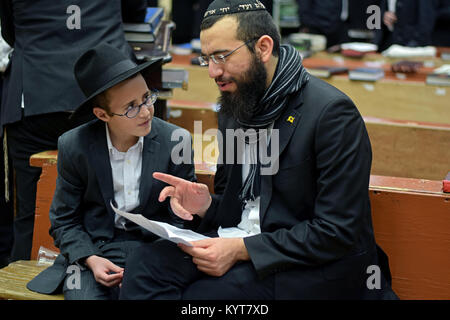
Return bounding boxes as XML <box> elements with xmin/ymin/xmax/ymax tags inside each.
<box><xmin>119</xmin><ymin>0</ymin><xmax>398</xmax><ymax>300</ymax></box>
<box><xmin>26</xmin><ymin>43</ymin><xmax>195</xmax><ymax>299</ymax></box>
<box><xmin>432</xmin><ymin>0</ymin><xmax>450</xmax><ymax>47</ymax></box>
<box><xmin>0</xmin><ymin>0</ymin><xmax>146</xmax><ymax>262</ymax></box>
<box><xmin>297</xmin><ymin>0</ymin><xmax>381</xmax><ymax>48</ymax></box>
<box><xmin>374</xmin><ymin>0</ymin><xmax>440</xmax><ymax>51</ymax></box>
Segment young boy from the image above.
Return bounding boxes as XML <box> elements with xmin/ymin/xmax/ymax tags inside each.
<box><xmin>27</xmin><ymin>43</ymin><xmax>195</xmax><ymax>299</ymax></box>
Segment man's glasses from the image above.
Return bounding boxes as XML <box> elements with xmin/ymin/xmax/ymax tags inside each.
<box><xmin>110</xmin><ymin>90</ymin><xmax>158</xmax><ymax>119</ymax></box>
<box><xmin>198</xmin><ymin>38</ymin><xmax>258</xmax><ymax>67</ymax></box>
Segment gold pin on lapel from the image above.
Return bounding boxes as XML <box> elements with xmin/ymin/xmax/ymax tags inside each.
<box><xmin>287</xmin><ymin>116</ymin><xmax>295</xmax><ymax>124</ymax></box>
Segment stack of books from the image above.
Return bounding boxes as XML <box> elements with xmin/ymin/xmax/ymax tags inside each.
<box><xmin>349</xmin><ymin>67</ymin><xmax>385</xmax><ymax>81</ymax></box>
<box><xmin>162</xmin><ymin>69</ymin><xmax>188</xmax><ymax>90</ymax></box>
<box><xmin>123</xmin><ymin>7</ymin><xmax>164</xmax><ymax>51</ymax></box>
<box><xmin>440</xmin><ymin>48</ymin><xmax>450</xmax><ymax>61</ymax></box>
<box><xmin>426</xmin><ymin>64</ymin><xmax>450</xmax><ymax>86</ymax></box>
<box><xmin>306</xmin><ymin>66</ymin><xmax>348</xmax><ymax>78</ymax></box>
<box><xmin>340</xmin><ymin>42</ymin><xmax>378</xmax><ymax>58</ymax></box>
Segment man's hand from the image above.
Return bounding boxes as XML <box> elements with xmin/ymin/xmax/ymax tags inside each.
<box><xmin>383</xmin><ymin>11</ymin><xmax>397</xmax><ymax>29</ymax></box>
<box><xmin>179</xmin><ymin>238</ymin><xmax>250</xmax><ymax>277</ymax></box>
<box><xmin>153</xmin><ymin>172</ymin><xmax>212</xmax><ymax>220</ymax></box>
<box><xmin>85</xmin><ymin>255</ymin><xmax>124</xmax><ymax>287</ymax></box>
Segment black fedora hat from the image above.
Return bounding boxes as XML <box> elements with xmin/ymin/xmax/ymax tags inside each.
<box><xmin>71</xmin><ymin>42</ymin><xmax>163</xmax><ymax>119</ymax></box>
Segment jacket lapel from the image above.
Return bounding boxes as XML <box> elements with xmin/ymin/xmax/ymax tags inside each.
<box><xmin>88</xmin><ymin>121</ymin><xmax>114</xmax><ymax>213</ymax></box>
<box><xmin>259</xmin><ymin>91</ymin><xmax>304</xmax><ymax>224</ymax></box>
<box><xmin>134</xmin><ymin>122</ymin><xmax>160</xmax><ymax>214</ymax></box>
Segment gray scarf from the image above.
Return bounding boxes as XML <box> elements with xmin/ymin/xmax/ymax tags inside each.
<box><xmin>238</xmin><ymin>44</ymin><xmax>309</xmax><ymax>203</ymax></box>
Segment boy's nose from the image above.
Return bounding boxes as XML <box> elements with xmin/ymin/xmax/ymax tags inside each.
<box><xmin>139</xmin><ymin>104</ymin><xmax>153</xmax><ymax>118</ymax></box>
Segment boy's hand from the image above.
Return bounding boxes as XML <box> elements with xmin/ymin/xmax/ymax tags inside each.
<box><xmin>85</xmin><ymin>255</ymin><xmax>124</xmax><ymax>287</ymax></box>
<box><xmin>153</xmin><ymin>172</ymin><xmax>212</xmax><ymax>220</ymax></box>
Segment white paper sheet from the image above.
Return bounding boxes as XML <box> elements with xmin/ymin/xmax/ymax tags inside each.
<box><xmin>110</xmin><ymin>201</ymin><xmax>209</xmax><ymax>246</ymax></box>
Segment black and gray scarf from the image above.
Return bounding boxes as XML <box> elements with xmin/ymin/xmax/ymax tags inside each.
<box><xmin>238</xmin><ymin>44</ymin><xmax>309</xmax><ymax>203</ymax></box>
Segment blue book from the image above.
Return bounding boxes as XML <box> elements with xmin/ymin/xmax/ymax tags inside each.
<box><xmin>123</xmin><ymin>7</ymin><xmax>164</xmax><ymax>34</ymax></box>
<box><xmin>145</xmin><ymin>7</ymin><xmax>164</xmax><ymax>32</ymax></box>
<box><xmin>349</xmin><ymin>67</ymin><xmax>385</xmax><ymax>81</ymax></box>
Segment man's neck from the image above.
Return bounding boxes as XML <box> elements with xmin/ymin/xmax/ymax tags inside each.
<box><xmin>265</xmin><ymin>55</ymin><xmax>279</xmax><ymax>89</ymax></box>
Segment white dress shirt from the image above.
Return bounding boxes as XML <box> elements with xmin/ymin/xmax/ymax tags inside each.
<box><xmin>105</xmin><ymin>123</ymin><xmax>144</xmax><ymax>230</ymax></box>
<box><xmin>218</xmin><ymin>124</ymin><xmax>274</xmax><ymax>238</ymax></box>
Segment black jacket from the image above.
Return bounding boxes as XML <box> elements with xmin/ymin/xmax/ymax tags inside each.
<box><xmin>375</xmin><ymin>0</ymin><xmax>439</xmax><ymax>51</ymax></box>
<box><xmin>0</xmin><ymin>0</ymin><xmax>136</xmax><ymax>130</ymax></box>
<box><xmin>197</xmin><ymin>76</ymin><xmax>395</xmax><ymax>299</ymax></box>
<box><xmin>27</xmin><ymin>118</ymin><xmax>195</xmax><ymax>294</ymax></box>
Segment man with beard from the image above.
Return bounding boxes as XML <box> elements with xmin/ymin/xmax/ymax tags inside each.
<box><xmin>119</xmin><ymin>0</ymin><xmax>398</xmax><ymax>300</ymax></box>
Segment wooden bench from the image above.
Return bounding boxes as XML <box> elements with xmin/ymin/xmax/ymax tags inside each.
<box><xmin>0</xmin><ymin>260</ymin><xmax>64</xmax><ymax>300</ymax></box>
<box><xmin>2</xmin><ymin>148</ymin><xmax>449</xmax><ymax>300</ymax></box>
<box><xmin>365</xmin><ymin>116</ymin><xmax>450</xmax><ymax>180</ymax></box>
<box><xmin>369</xmin><ymin>175</ymin><xmax>450</xmax><ymax>299</ymax></box>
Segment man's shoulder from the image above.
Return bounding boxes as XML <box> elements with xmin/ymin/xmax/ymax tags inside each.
<box><xmin>302</xmin><ymin>75</ymin><xmax>352</xmax><ymax>105</ymax></box>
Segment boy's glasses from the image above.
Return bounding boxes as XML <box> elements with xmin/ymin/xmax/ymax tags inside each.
<box><xmin>110</xmin><ymin>90</ymin><xmax>158</xmax><ymax>119</ymax></box>
<box><xmin>198</xmin><ymin>38</ymin><xmax>258</xmax><ymax>67</ymax></box>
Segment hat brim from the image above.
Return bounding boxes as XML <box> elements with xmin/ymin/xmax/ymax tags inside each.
<box><xmin>70</xmin><ymin>57</ymin><xmax>164</xmax><ymax>119</ymax></box>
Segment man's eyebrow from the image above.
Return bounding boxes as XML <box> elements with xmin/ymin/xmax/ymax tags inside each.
<box><xmin>201</xmin><ymin>49</ymin><xmax>229</xmax><ymax>56</ymax></box>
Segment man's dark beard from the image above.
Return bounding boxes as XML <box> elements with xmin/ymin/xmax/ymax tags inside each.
<box><xmin>218</xmin><ymin>54</ymin><xmax>267</xmax><ymax>124</ymax></box>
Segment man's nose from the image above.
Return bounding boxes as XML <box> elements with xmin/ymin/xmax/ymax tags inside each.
<box><xmin>208</xmin><ymin>62</ymin><xmax>224</xmax><ymax>79</ymax></box>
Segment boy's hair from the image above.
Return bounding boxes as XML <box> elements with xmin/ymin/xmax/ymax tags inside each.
<box><xmin>200</xmin><ymin>10</ymin><xmax>280</xmax><ymax>57</ymax></box>
<box><xmin>90</xmin><ymin>73</ymin><xmax>141</xmax><ymax>113</ymax></box>
<box><xmin>91</xmin><ymin>91</ymin><xmax>110</xmax><ymax>112</ymax></box>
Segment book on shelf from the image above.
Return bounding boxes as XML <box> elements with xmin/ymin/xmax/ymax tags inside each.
<box><xmin>162</xmin><ymin>69</ymin><xmax>188</xmax><ymax>90</ymax></box>
<box><xmin>441</xmin><ymin>52</ymin><xmax>450</xmax><ymax>61</ymax></box>
<box><xmin>124</xmin><ymin>32</ymin><xmax>155</xmax><ymax>43</ymax></box>
<box><xmin>426</xmin><ymin>64</ymin><xmax>450</xmax><ymax>86</ymax></box>
<box><xmin>123</xmin><ymin>7</ymin><xmax>164</xmax><ymax>43</ymax></box>
<box><xmin>426</xmin><ymin>73</ymin><xmax>450</xmax><ymax>86</ymax></box>
<box><xmin>349</xmin><ymin>67</ymin><xmax>385</xmax><ymax>81</ymax></box>
<box><xmin>439</xmin><ymin>47</ymin><xmax>450</xmax><ymax>61</ymax></box>
<box><xmin>145</xmin><ymin>7</ymin><xmax>164</xmax><ymax>32</ymax></box>
<box><xmin>391</xmin><ymin>60</ymin><xmax>423</xmax><ymax>74</ymax></box>
<box><xmin>307</xmin><ymin>66</ymin><xmax>348</xmax><ymax>78</ymax></box>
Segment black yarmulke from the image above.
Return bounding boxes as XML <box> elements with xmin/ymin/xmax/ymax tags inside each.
<box><xmin>203</xmin><ymin>0</ymin><xmax>266</xmax><ymax>18</ymax></box>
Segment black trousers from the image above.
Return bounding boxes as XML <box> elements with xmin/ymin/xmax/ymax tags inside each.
<box><xmin>6</xmin><ymin>112</ymin><xmax>83</xmax><ymax>261</ymax></box>
<box><xmin>0</xmin><ymin>135</ymin><xmax>14</xmax><ymax>268</ymax></box>
<box><xmin>63</xmin><ymin>229</ymin><xmax>142</xmax><ymax>300</ymax></box>
<box><xmin>119</xmin><ymin>239</ymin><xmax>276</xmax><ymax>300</ymax></box>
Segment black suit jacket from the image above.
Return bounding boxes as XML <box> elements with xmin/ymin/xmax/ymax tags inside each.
<box><xmin>374</xmin><ymin>0</ymin><xmax>439</xmax><ymax>51</ymax></box>
<box><xmin>197</xmin><ymin>76</ymin><xmax>394</xmax><ymax>299</ymax></box>
<box><xmin>27</xmin><ymin>117</ymin><xmax>195</xmax><ymax>294</ymax></box>
<box><xmin>0</xmin><ymin>0</ymin><xmax>136</xmax><ymax>130</ymax></box>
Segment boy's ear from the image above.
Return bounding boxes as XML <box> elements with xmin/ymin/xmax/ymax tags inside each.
<box><xmin>92</xmin><ymin>107</ymin><xmax>110</xmax><ymax>122</ymax></box>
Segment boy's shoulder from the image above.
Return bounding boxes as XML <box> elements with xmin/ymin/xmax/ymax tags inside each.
<box><xmin>59</xmin><ymin>119</ymin><xmax>102</xmax><ymax>144</ymax></box>
<box><xmin>151</xmin><ymin>117</ymin><xmax>190</xmax><ymax>139</ymax></box>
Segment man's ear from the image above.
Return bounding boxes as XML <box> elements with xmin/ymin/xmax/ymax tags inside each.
<box><xmin>255</xmin><ymin>35</ymin><xmax>273</xmax><ymax>63</ymax></box>
<box><xmin>92</xmin><ymin>107</ymin><xmax>110</xmax><ymax>122</ymax></box>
